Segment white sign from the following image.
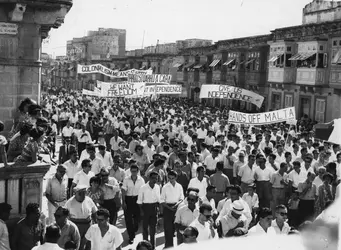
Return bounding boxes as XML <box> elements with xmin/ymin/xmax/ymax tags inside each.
<box><xmin>77</xmin><ymin>64</ymin><xmax>152</xmax><ymax>78</ymax></box>
<box><xmin>0</xmin><ymin>22</ymin><xmax>18</xmax><ymax>35</ymax></box>
<box><xmin>82</xmin><ymin>89</ymin><xmax>101</xmax><ymax>96</ymax></box>
<box><xmin>127</xmin><ymin>74</ymin><xmax>172</xmax><ymax>84</ymax></box>
<box><xmin>99</xmin><ymin>81</ymin><xmax>145</xmax><ymax>98</ymax></box>
<box><xmin>144</xmin><ymin>85</ymin><xmax>182</xmax><ymax>95</ymax></box>
<box><xmin>228</xmin><ymin>107</ymin><xmax>296</xmax><ymax>125</ymax></box>
<box><xmin>199</xmin><ymin>84</ymin><xmax>264</xmax><ymax>108</ymax></box>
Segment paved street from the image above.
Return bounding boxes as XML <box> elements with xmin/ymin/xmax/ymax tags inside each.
<box><xmin>41</xmin><ymin>137</ymin><xmax>172</xmax><ymax>250</ymax></box>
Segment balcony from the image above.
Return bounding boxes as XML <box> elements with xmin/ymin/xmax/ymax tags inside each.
<box><xmin>177</xmin><ymin>71</ymin><xmax>187</xmax><ymax>82</ymax></box>
<box><xmin>268</xmin><ymin>67</ymin><xmax>296</xmax><ymax>83</ymax></box>
<box><xmin>296</xmin><ymin>68</ymin><xmax>326</xmax><ymax>85</ymax></box>
<box><xmin>199</xmin><ymin>72</ymin><xmax>207</xmax><ymax>83</ymax></box>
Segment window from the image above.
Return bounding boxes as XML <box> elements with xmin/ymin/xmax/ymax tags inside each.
<box><xmin>296</xmin><ymin>53</ymin><xmax>326</xmax><ymax>69</ymax></box>
<box><xmin>319</xmin><ymin>46</ymin><xmax>324</xmax><ymax>51</ymax></box>
<box><xmin>333</xmin><ymin>40</ymin><xmax>337</xmax><ymax>46</ymax></box>
<box><xmin>246</xmin><ymin>52</ymin><xmax>260</xmax><ymax>71</ymax></box>
<box><xmin>315</xmin><ymin>99</ymin><xmax>326</xmax><ymax>123</ymax></box>
<box><xmin>287</xmin><ymin>46</ymin><xmax>291</xmax><ymax>52</ymax></box>
<box><xmin>284</xmin><ymin>94</ymin><xmax>293</xmax><ymax>108</ymax></box>
<box><xmin>272</xmin><ymin>93</ymin><xmax>281</xmax><ymax>110</ymax></box>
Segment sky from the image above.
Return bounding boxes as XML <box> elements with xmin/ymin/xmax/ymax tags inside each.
<box><xmin>42</xmin><ymin>0</ymin><xmax>313</xmax><ymax>57</ymax></box>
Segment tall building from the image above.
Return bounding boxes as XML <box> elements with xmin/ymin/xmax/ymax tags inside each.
<box><xmin>66</xmin><ymin>28</ymin><xmax>126</xmax><ymax>61</ymax></box>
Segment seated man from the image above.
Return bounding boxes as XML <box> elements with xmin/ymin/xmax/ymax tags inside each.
<box><xmin>219</xmin><ymin>200</ymin><xmax>248</xmax><ymax>237</ymax></box>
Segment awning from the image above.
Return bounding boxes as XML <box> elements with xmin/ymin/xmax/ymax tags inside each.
<box><xmin>223</xmin><ymin>58</ymin><xmax>235</xmax><ymax>66</ymax></box>
<box><xmin>209</xmin><ymin>59</ymin><xmax>220</xmax><ymax>67</ymax></box>
<box><xmin>173</xmin><ymin>63</ymin><xmax>183</xmax><ymax>68</ymax></box>
<box><xmin>268</xmin><ymin>53</ymin><xmax>284</xmax><ymax>63</ymax></box>
<box><xmin>68</xmin><ymin>66</ymin><xmax>74</xmax><ymax>71</ymax></box>
<box><xmin>183</xmin><ymin>62</ymin><xmax>195</xmax><ymax>68</ymax></box>
<box><xmin>245</xmin><ymin>59</ymin><xmax>255</xmax><ymax>66</ymax></box>
<box><xmin>289</xmin><ymin>52</ymin><xmax>316</xmax><ymax>61</ymax></box>
<box><xmin>140</xmin><ymin>66</ymin><xmax>147</xmax><ymax>70</ymax></box>
<box><xmin>239</xmin><ymin>60</ymin><xmax>246</xmax><ymax>65</ymax></box>
<box><xmin>193</xmin><ymin>64</ymin><xmax>203</xmax><ymax>69</ymax></box>
<box><xmin>332</xmin><ymin>50</ymin><xmax>341</xmax><ymax>64</ymax></box>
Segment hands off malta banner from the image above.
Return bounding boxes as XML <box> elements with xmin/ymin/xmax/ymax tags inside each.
<box><xmin>127</xmin><ymin>74</ymin><xmax>172</xmax><ymax>84</ymax></box>
<box><xmin>144</xmin><ymin>85</ymin><xmax>182</xmax><ymax>96</ymax></box>
<box><xmin>77</xmin><ymin>64</ymin><xmax>152</xmax><ymax>78</ymax></box>
<box><xmin>228</xmin><ymin>107</ymin><xmax>296</xmax><ymax>125</ymax></box>
<box><xmin>99</xmin><ymin>81</ymin><xmax>145</xmax><ymax>98</ymax></box>
<box><xmin>199</xmin><ymin>84</ymin><xmax>264</xmax><ymax>108</ymax></box>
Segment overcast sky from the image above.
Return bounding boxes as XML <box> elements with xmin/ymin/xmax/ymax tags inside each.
<box><xmin>42</xmin><ymin>0</ymin><xmax>312</xmax><ymax>57</ymax></box>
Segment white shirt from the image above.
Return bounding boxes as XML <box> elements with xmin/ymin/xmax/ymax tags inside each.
<box><xmin>189</xmin><ymin>218</ymin><xmax>212</xmax><ymax>241</ymax></box>
<box><xmin>122</xmin><ymin>176</ymin><xmax>145</xmax><ymax>196</ymax></box>
<box><xmin>218</xmin><ymin>198</ymin><xmax>252</xmax><ymax>227</ymax></box>
<box><xmin>188</xmin><ymin>178</ymin><xmax>208</xmax><ymax>197</ymax></box>
<box><xmin>175</xmin><ymin>206</ymin><xmax>200</xmax><ymax>227</ymax></box>
<box><xmin>72</xmin><ymin>170</ymin><xmax>95</xmax><ymax>187</ymax></box>
<box><xmin>160</xmin><ymin>182</ymin><xmax>184</xmax><ymax>204</ymax></box>
<box><xmin>64</xmin><ymin>159</ymin><xmax>80</xmax><ymax>179</ymax></box>
<box><xmin>201</xmin><ymin>196</ymin><xmax>216</xmax><ymax>212</ymax></box>
<box><xmin>242</xmin><ymin>192</ymin><xmax>259</xmax><ymax>210</ymax></box>
<box><xmin>65</xmin><ymin>196</ymin><xmax>98</xmax><ymax>219</ymax></box>
<box><xmin>96</xmin><ymin>152</ymin><xmax>113</xmax><ymax>168</ymax></box>
<box><xmin>287</xmin><ymin>170</ymin><xmax>307</xmax><ymax>188</ymax></box>
<box><xmin>196</xmin><ymin>128</ymin><xmax>207</xmax><ymax>139</ymax></box>
<box><xmin>271</xmin><ymin>220</ymin><xmax>290</xmax><ymax>235</ymax></box>
<box><xmin>89</xmin><ymin>157</ymin><xmax>104</xmax><ymax>175</ymax></box>
<box><xmin>62</xmin><ymin>126</ymin><xmax>74</xmax><ymax>137</ymax></box>
<box><xmin>78</xmin><ymin>130</ymin><xmax>92</xmax><ymax>143</ymax></box>
<box><xmin>253</xmin><ymin>167</ymin><xmax>272</xmax><ymax>181</ymax></box>
<box><xmin>137</xmin><ymin>183</ymin><xmax>161</xmax><ymax>204</ymax></box>
<box><xmin>248</xmin><ymin>223</ymin><xmax>276</xmax><ymax>236</ymax></box>
<box><xmin>204</xmin><ymin>154</ymin><xmax>222</xmax><ymax>171</ymax></box>
<box><xmin>238</xmin><ymin>164</ymin><xmax>255</xmax><ymax>184</ymax></box>
<box><xmin>85</xmin><ymin>224</ymin><xmax>123</xmax><ymax>250</ymax></box>
<box><xmin>0</xmin><ymin>219</ymin><xmax>10</xmax><ymax>250</ymax></box>
<box><xmin>32</xmin><ymin>242</ymin><xmax>63</xmax><ymax>250</ymax></box>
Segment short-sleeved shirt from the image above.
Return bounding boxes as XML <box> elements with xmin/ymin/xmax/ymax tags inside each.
<box><xmin>72</xmin><ymin>170</ymin><xmax>95</xmax><ymax>187</ymax></box>
<box><xmin>65</xmin><ymin>196</ymin><xmax>98</xmax><ymax>219</ymax></box>
<box><xmin>85</xmin><ymin>224</ymin><xmax>123</xmax><ymax>250</ymax></box>
<box><xmin>270</xmin><ymin>171</ymin><xmax>287</xmax><ymax>188</ymax></box>
<box><xmin>0</xmin><ymin>219</ymin><xmax>10</xmax><ymax>250</ymax></box>
<box><xmin>210</xmin><ymin>172</ymin><xmax>230</xmax><ymax>193</ymax></box>
<box><xmin>57</xmin><ymin>220</ymin><xmax>81</xmax><ymax>249</ymax></box>
<box><xmin>45</xmin><ymin>175</ymin><xmax>68</xmax><ymax>202</ymax></box>
<box><xmin>298</xmin><ymin>182</ymin><xmax>316</xmax><ymax>200</ymax></box>
<box><xmin>175</xmin><ymin>206</ymin><xmax>199</xmax><ymax>228</ymax></box>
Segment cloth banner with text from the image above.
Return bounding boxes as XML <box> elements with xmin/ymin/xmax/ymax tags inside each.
<box><xmin>82</xmin><ymin>89</ymin><xmax>101</xmax><ymax>97</ymax></box>
<box><xmin>199</xmin><ymin>84</ymin><xmax>264</xmax><ymax>108</ymax></box>
<box><xmin>228</xmin><ymin>107</ymin><xmax>296</xmax><ymax>125</ymax></box>
<box><xmin>127</xmin><ymin>74</ymin><xmax>172</xmax><ymax>84</ymax></box>
<box><xmin>98</xmin><ymin>81</ymin><xmax>145</xmax><ymax>98</ymax></box>
<box><xmin>143</xmin><ymin>85</ymin><xmax>182</xmax><ymax>96</ymax></box>
<box><xmin>77</xmin><ymin>64</ymin><xmax>152</xmax><ymax>78</ymax></box>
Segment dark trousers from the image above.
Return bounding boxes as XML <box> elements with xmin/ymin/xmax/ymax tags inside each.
<box><xmin>102</xmin><ymin>199</ymin><xmax>118</xmax><ymax>225</ymax></box>
<box><xmin>142</xmin><ymin>203</ymin><xmax>158</xmax><ymax>248</ymax></box>
<box><xmin>78</xmin><ymin>142</ymin><xmax>86</xmax><ymax>157</ymax></box>
<box><xmin>206</xmin><ymin>169</ymin><xmax>216</xmax><ymax>177</ymax></box>
<box><xmin>256</xmin><ymin>181</ymin><xmax>271</xmax><ymax>209</ymax></box>
<box><xmin>298</xmin><ymin>199</ymin><xmax>315</xmax><ymax>225</ymax></box>
<box><xmin>124</xmin><ymin>196</ymin><xmax>140</xmax><ymax>240</ymax></box>
<box><xmin>67</xmin><ymin>178</ymin><xmax>73</xmax><ymax>199</ymax></box>
<box><xmin>163</xmin><ymin>204</ymin><xmax>176</xmax><ymax>248</ymax></box>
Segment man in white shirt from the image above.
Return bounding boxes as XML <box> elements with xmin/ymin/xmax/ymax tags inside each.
<box><xmin>161</xmin><ymin>170</ymin><xmax>184</xmax><ymax>248</ymax></box>
<box><xmin>63</xmin><ymin>151</ymin><xmax>79</xmax><ymax>197</ymax></box>
<box><xmin>189</xmin><ymin>203</ymin><xmax>215</xmax><ymax>242</ymax></box>
<box><xmin>71</xmin><ymin>159</ymin><xmax>95</xmax><ymax>192</ymax></box>
<box><xmin>0</xmin><ymin>203</ymin><xmax>11</xmax><ymax>250</ymax></box>
<box><xmin>121</xmin><ymin>164</ymin><xmax>145</xmax><ymax>244</ymax></box>
<box><xmin>85</xmin><ymin>208</ymin><xmax>123</xmax><ymax>250</ymax></box>
<box><xmin>88</xmin><ymin>145</ymin><xmax>104</xmax><ymax>175</ymax></box>
<box><xmin>32</xmin><ymin>225</ymin><xmax>63</xmax><ymax>250</ymax></box>
<box><xmin>188</xmin><ymin>166</ymin><xmax>209</xmax><ymax>197</ymax></box>
<box><xmin>272</xmin><ymin>205</ymin><xmax>290</xmax><ymax>235</ymax></box>
<box><xmin>97</xmin><ymin>145</ymin><xmax>114</xmax><ymax>168</ymax></box>
<box><xmin>248</xmin><ymin>207</ymin><xmax>276</xmax><ymax>236</ymax></box>
<box><xmin>137</xmin><ymin>172</ymin><xmax>161</xmax><ymax>249</ymax></box>
<box><xmin>62</xmin><ymin>121</ymin><xmax>74</xmax><ymax>140</ymax></box>
<box><xmin>253</xmin><ymin>158</ymin><xmax>272</xmax><ymax>209</ymax></box>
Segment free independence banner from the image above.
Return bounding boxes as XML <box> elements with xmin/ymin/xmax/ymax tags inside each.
<box><xmin>77</xmin><ymin>64</ymin><xmax>152</xmax><ymax>78</ymax></box>
<box><xmin>99</xmin><ymin>81</ymin><xmax>145</xmax><ymax>98</ymax></box>
<box><xmin>199</xmin><ymin>84</ymin><xmax>264</xmax><ymax>108</ymax></box>
<box><xmin>127</xmin><ymin>74</ymin><xmax>172</xmax><ymax>84</ymax></box>
<box><xmin>228</xmin><ymin>107</ymin><xmax>296</xmax><ymax>125</ymax></box>
<box><xmin>144</xmin><ymin>85</ymin><xmax>183</xmax><ymax>96</ymax></box>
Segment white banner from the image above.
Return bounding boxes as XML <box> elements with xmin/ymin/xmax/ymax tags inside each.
<box><xmin>82</xmin><ymin>89</ymin><xmax>101</xmax><ymax>96</ymax></box>
<box><xmin>199</xmin><ymin>84</ymin><xmax>264</xmax><ymax>108</ymax></box>
<box><xmin>127</xmin><ymin>74</ymin><xmax>172</xmax><ymax>84</ymax></box>
<box><xmin>228</xmin><ymin>107</ymin><xmax>296</xmax><ymax>125</ymax></box>
<box><xmin>99</xmin><ymin>81</ymin><xmax>145</xmax><ymax>98</ymax></box>
<box><xmin>144</xmin><ymin>85</ymin><xmax>182</xmax><ymax>96</ymax></box>
<box><xmin>77</xmin><ymin>64</ymin><xmax>152</xmax><ymax>78</ymax></box>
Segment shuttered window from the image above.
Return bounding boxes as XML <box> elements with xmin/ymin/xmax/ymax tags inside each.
<box><xmin>315</xmin><ymin>99</ymin><xmax>326</xmax><ymax>123</ymax></box>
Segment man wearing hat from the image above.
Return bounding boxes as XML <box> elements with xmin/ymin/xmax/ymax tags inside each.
<box><xmin>0</xmin><ymin>203</ymin><xmax>12</xmax><ymax>250</ymax></box>
<box><xmin>219</xmin><ymin>200</ymin><xmax>248</xmax><ymax>237</ymax></box>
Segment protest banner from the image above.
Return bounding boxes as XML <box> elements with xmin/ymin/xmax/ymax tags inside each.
<box><xmin>82</xmin><ymin>89</ymin><xmax>100</xmax><ymax>96</ymax></box>
<box><xmin>144</xmin><ymin>85</ymin><xmax>182</xmax><ymax>96</ymax></box>
<box><xmin>199</xmin><ymin>84</ymin><xmax>264</xmax><ymax>108</ymax></box>
<box><xmin>98</xmin><ymin>81</ymin><xmax>145</xmax><ymax>98</ymax></box>
<box><xmin>77</xmin><ymin>64</ymin><xmax>152</xmax><ymax>78</ymax></box>
<box><xmin>127</xmin><ymin>74</ymin><xmax>172</xmax><ymax>84</ymax></box>
<box><xmin>228</xmin><ymin>107</ymin><xmax>296</xmax><ymax>125</ymax></box>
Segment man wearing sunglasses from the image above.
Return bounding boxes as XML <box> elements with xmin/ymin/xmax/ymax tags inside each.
<box><xmin>272</xmin><ymin>205</ymin><xmax>290</xmax><ymax>235</ymax></box>
<box><xmin>189</xmin><ymin>203</ymin><xmax>215</xmax><ymax>241</ymax></box>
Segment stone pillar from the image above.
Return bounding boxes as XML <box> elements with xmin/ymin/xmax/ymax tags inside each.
<box><xmin>0</xmin><ymin>1</ymin><xmax>72</xmax><ymax>132</ymax></box>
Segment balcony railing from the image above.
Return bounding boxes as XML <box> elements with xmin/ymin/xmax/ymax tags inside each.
<box><xmin>296</xmin><ymin>68</ymin><xmax>326</xmax><ymax>85</ymax></box>
<box><xmin>268</xmin><ymin>67</ymin><xmax>296</xmax><ymax>83</ymax></box>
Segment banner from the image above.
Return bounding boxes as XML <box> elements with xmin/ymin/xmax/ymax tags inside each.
<box><xmin>127</xmin><ymin>74</ymin><xmax>172</xmax><ymax>84</ymax></box>
<box><xmin>99</xmin><ymin>81</ymin><xmax>145</xmax><ymax>98</ymax></box>
<box><xmin>144</xmin><ymin>85</ymin><xmax>182</xmax><ymax>96</ymax></box>
<box><xmin>228</xmin><ymin>107</ymin><xmax>296</xmax><ymax>125</ymax></box>
<box><xmin>199</xmin><ymin>84</ymin><xmax>264</xmax><ymax>108</ymax></box>
<box><xmin>82</xmin><ymin>89</ymin><xmax>100</xmax><ymax>96</ymax></box>
<box><xmin>77</xmin><ymin>64</ymin><xmax>152</xmax><ymax>78</ymax></box>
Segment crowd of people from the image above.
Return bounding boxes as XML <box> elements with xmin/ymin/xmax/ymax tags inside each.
<box><xmin>0</xmin><ymin>91</ymin><xmax>340</xmax><ymax>250</ymax></box>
